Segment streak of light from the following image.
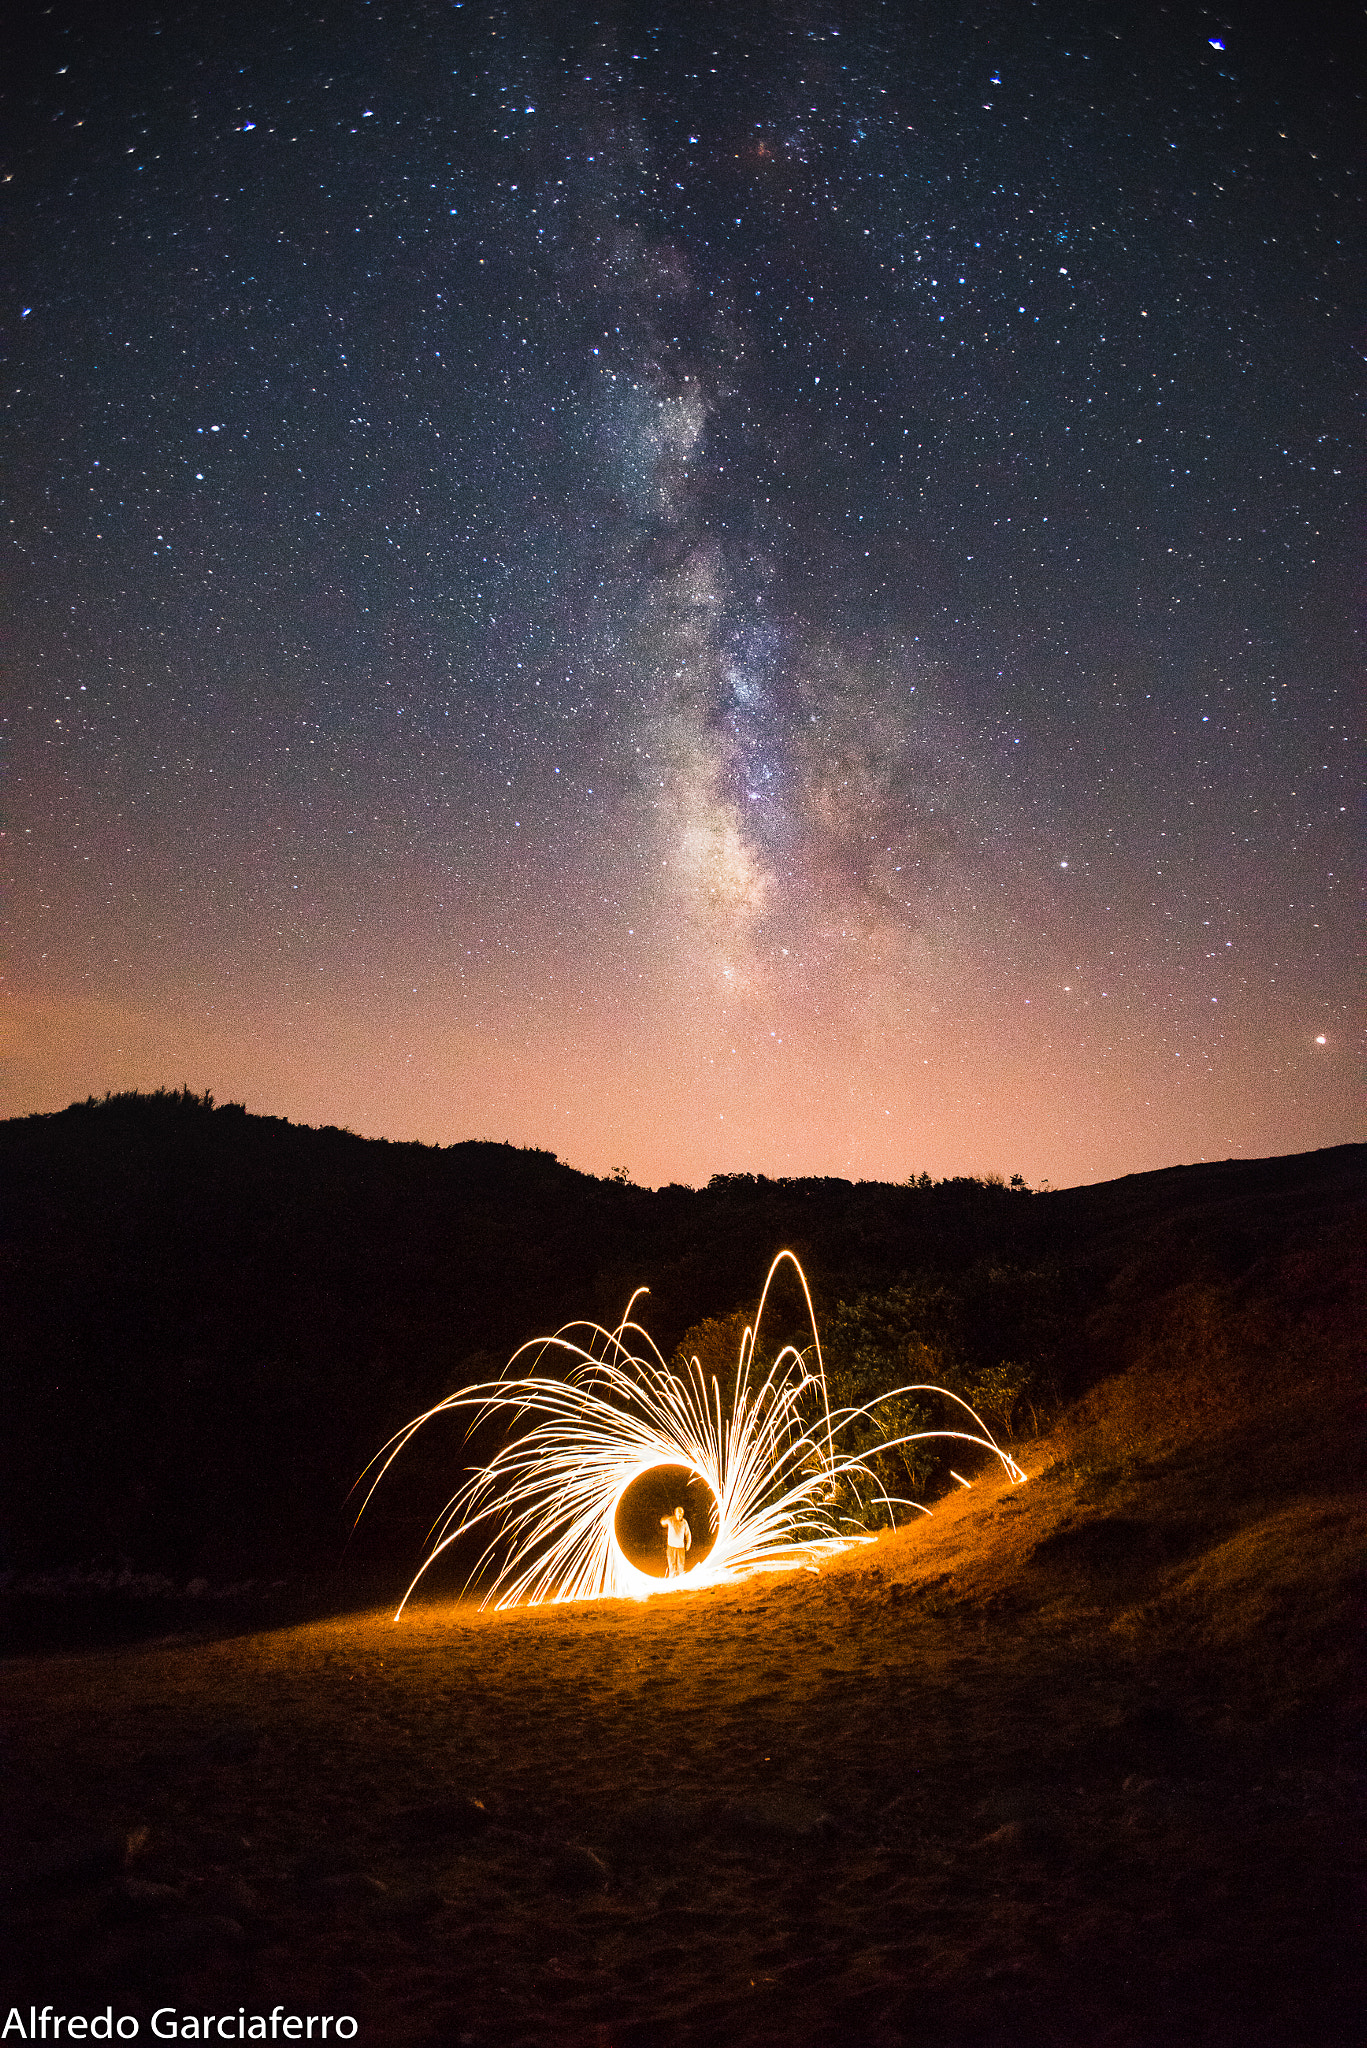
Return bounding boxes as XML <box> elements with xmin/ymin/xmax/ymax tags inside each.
<box><xmin>356</xmin><ymin>1252</ymin><xmax>1026</xmax><ymax>1614</ymax></box>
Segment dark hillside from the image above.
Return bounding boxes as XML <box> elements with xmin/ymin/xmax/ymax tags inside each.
<box><xmin>1</xmin><ymin>1091</ymin><xmax>1361</xmax><ymax>1613</ymax></box>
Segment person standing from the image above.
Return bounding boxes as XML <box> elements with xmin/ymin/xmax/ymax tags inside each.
<box><xmin>661</xmin><ymin>1505</ymin><xmax>692</xmax><ymax>1576</ymax></box>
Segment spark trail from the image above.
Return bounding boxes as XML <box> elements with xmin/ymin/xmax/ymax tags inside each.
<box><xmin>357</xmin><ymin>1252</ymin><xmax>1026</xmax><ymax>1614</ymax></box>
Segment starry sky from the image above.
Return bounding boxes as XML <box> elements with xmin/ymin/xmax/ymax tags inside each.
<box><xmin>4</xmin><ymin>0</ymin><xmax>1361</xmax><ymax>1188</ymax></box>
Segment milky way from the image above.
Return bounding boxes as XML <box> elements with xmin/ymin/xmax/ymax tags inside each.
<box><xmin>4</xmin><ymin>0</ymin><xmax>1360</xmax><ymax>1186</ymax></box>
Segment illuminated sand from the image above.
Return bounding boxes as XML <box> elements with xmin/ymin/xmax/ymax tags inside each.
<box><xmin>358</xmin><ymin>1252</ymin><xmax>1025</xmax><ymax>1613</ymax></box>
<box><xmin>2</xmin><ymin>1316</ymin><xmax>1361</xmax><ymax>2048</ymax></box>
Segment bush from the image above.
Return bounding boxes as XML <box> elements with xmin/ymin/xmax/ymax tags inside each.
<box><xmin>819</xmin><ymin>1279</ymin><xmax>1055</xmax><ymax>1506</ymax></box>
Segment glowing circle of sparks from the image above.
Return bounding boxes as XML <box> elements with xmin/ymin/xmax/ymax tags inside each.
<box><xmin>356</xmin><ymin>1251</ymin><xmax>1027</xmax><ymax>1615</ymax></box>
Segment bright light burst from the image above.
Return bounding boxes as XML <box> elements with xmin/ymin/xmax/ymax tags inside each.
<box><xmin>357</xmin><ymin>1251</ymin><xmax>1026</xmax><ymax>1614</ymax></box>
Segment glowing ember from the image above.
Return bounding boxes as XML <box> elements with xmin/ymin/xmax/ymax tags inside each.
<box><xmin>358</xmin><ymin>1252</ymin><xmax>1026</xmax><ymax>1614</ymax></box>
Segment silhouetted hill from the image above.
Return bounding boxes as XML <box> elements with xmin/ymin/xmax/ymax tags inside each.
<box><xmin>1</xmin><ymin>1089</ymin><xmax>1362</xmax><ymax>1604</ymax></box>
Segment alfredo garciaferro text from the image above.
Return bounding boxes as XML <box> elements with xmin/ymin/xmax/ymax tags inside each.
<box><xmin>2</xmin><ymin>2014</ymin><xmax>358</xmax><ymax>2040</ymax></box>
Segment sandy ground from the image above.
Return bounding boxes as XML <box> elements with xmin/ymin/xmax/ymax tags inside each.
<box><xmin>3</xmin><ymin>1347</ymin><xmax>1362</xmax><ymax>2048</ymax></box>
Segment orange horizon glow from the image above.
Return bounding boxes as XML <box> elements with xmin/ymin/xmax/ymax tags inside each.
<box><xmin>5</xmin><ymin>967</ymin><xmax>1358</xmax><ymax>1192</ymax></box>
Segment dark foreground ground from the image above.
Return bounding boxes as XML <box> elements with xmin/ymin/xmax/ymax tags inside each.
<box><xmin>2</xmin><ymin>1298</ymin><xmax>1362</xmax><ymax>2048</ymax></box>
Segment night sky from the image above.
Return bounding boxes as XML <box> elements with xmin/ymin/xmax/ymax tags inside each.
<box><xmin>4</xmin><ymin>0</ymin><xmax>1361</xmax><ymax>1188</ymax></box>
